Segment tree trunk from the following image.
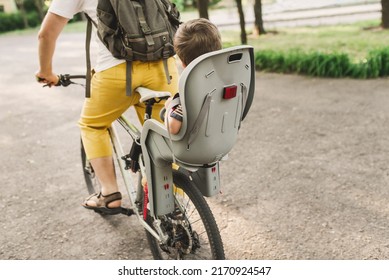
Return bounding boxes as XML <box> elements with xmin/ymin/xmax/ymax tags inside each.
<box><xmin>236</xmin><ymin>0</ymin><xmax>247</xmax><ymax>44</ymax></box>
<box><xmin>254</xmin><ymin>0</ymin><xmax>266</xmax><ymax>35</ymax></box>
<box><xmin>197</xmin><ymin>0</ymin><xmax>209</xmax><ymax>19</ymax></box>
<box><xmin>382</xmin><ymin>0</ymin><xmax>389</xmax><ymax>28</ymax></box>
<box><xmin>34</xmin><ymin>0</ymin><xmax>46</xmax><ymax>21</ymax></box>
<box><xmin>15</xmin><ymin>0</ymin><xmax>29</xmax><ymax>29</ymax></box>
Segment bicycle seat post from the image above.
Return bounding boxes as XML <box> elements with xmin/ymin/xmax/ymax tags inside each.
<box><xmin>144</xmin><ymin>99</ymin><xmax>156</xmax><ymax>122</ymax></box>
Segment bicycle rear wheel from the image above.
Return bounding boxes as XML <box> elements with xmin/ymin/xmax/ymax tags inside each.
<box><xmin>145</xmin><ymin>169</ymin><xmax>225</xmax><ymax>260</ymax></box>
<box><xmin>80</xmin><ymin>138</ymin><xmax>101</xmax><ymax>195</ymax></box>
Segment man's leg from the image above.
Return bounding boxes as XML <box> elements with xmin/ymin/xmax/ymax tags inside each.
<box><xmin>80</xmin><ymin>64</ymin><xmax>136</xmax><ymax>208</ymax></box>
<box><xmin>80</xmin><ymin>59</ymin><xmax>178</xmax><ymax>209</ymax></box>
<box><xmin>86</xmin><ymin>156</ymin><xmax>120</xmax><ymax>208</ymax></box>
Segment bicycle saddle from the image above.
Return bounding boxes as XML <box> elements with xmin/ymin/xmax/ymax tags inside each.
<box><xmin>135</xmin><ymin>87</ymin><xmax>172</xmax><ymax>103</ymax></box>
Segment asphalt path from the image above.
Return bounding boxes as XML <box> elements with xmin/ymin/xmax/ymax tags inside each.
<box><xmin>1</xmin><ymin>28</ymin><xmax>389</xmax><ymax>260</ymax></box>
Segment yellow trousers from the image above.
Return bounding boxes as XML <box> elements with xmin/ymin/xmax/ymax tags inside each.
<box><xmin>79</xmin><ymin>58</ymin><xmax>178</xmax><ymax>159</ymax></box>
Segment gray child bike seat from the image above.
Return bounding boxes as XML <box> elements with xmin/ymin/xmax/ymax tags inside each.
<box><xmin>168</xmin><ymin>45</ymin><xmax>255</xmax><ymax>165</ymax></box>
<box><xmin>140</xmin><ymin>45</ymin><xmax>255</xmax><ymax>216</ymax></box>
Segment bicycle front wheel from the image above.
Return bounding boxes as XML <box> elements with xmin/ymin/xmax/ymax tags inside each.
<box><xmin>146</xmin><ymin>169</ymin><xmax>225</xmax><ymax>260</ymax></box>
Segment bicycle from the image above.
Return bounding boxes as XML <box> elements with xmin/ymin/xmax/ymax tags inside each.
<box><xmin>54</xmin><ymin>74</ymin><xmax>225</xmax><ymax>260</ymax></box>
<box><xmin>46</xmin><ymin>45</ymin><xmax>254</xmax><ymax>260</ymax></box>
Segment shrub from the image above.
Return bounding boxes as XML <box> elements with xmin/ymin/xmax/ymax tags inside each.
<box><xmin>0</xmin><ymin>11</ymin><xmax>41</xmax><ymax>33</ymax></box>
<box><xmin>0</xmin><ymin>13</ymin><xmax>23</xmax><ymax>33</ymax></box>
<box><xmin>368</xmin><ymin>48</ymin><xmax>389</xmax><ymax>77</ymax></box>
<box><xmin>27</xmin><ymin>11</ymin><xmax>40</xmax><ymax>28</ymax></box>
<box><xmin>255</xmin><ymin>48</ymin><xmax>389</xmax><ymax>79</ymax></box>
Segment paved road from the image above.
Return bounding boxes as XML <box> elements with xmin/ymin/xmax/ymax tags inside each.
<box><xmin>1</xmin><ymin>11</ymin><xmax>389</xmax><ymax>260</ymax></box>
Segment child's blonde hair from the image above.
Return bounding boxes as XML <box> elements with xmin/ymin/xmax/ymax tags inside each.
<box><xmin>174</xmin><ymin>18</ymin><xmax>222</xmax><ymax>66</ymax></box>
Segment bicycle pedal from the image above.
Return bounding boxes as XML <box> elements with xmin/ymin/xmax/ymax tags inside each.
<box><xmin>92</xmin><ymin>207</ymin><xmax>128</xmax><ymax>216</ymax></box>
<box><xmin>120</xmin><ymin>207</ymin><xmax>135</xmax><ymax>216</ymax></box>
<box><xmin>93</xmin><ymin>209</ymin><xmax>108</xmax><ymax>216</ymax></box>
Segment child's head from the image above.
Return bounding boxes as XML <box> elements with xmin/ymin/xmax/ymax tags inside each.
<box><xmin>174</xmin><ymin>18</ymin><xmax>222</xmax><ymax>67</ymax></box>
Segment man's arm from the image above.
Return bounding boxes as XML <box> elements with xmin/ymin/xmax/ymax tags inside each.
<box><xmin>35</xmin><ymin>12</ymin><xmax>69</xmax><ymax>86</ymax></box>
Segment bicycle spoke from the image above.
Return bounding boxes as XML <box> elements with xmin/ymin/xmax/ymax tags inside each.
<box><xmin>146</xmin><ymin>170</ymin><xmax>224</xmax><ymax>260</ymax></box>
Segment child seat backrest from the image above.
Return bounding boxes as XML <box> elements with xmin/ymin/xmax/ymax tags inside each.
<box><xmin>170</xmin><ymin>45</ymin><xmax>255</xmax><ymax>166</ymax></box>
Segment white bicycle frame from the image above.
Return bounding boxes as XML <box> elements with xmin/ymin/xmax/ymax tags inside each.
<box><xmin>108</xmin><ymin>115</ymin><xmax>165</xmax><ymax>242</ymax></box>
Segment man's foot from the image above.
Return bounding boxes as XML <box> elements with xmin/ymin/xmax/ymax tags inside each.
<box><xmin>82</xmin><ymin>192</ymin><xmax>122</xmax><ymax>215</ymax></box>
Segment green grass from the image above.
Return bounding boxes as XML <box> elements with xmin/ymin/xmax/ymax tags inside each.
<box><xmin>222</xmin><ymin>20</ymin><xmax>389</xmax><ymax>78</ymax></box>
<box><xmin>221</xmin><ymin>20</ymin><xmax>389</xmax><ymax>63</ymax></box>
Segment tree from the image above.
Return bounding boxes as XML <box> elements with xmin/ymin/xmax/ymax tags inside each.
<box><xmin>254</xmin><ymin>0</ymin><xmax>266</xmax><ymax>35</ymax></box>
<box><xmin>197</xmin><ymin>0</ymin><xmax>209</xmax><ymax>19</ymax></box>
<box><xmin>34</xmin><ymin>0</ymin><xmax>46</xmax><ymax>21</ymax></box>
<box><xmin>382</xmin><ymin>0</ymin><xmax>389</xmax><ymax>28</ymax></box>
<box><xmin>235</xmin><ymin>0</ymin><xmax>247</xmax><ymax>44</ymax></box>
<box><xmin>15</xmin><ymin>0</ymin><xmax>29</xmax><ymax>28</ymax></box>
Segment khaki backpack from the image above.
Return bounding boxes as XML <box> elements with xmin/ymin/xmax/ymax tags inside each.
<box><xmin>85</xmin><ymin>0</ymin><xmax>181</xmax><ymax>97</ymax></box>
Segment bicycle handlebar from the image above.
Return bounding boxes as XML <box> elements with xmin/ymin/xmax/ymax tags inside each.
<box><xmin>56</xmin><ymin>74</ymin><xmax>86</xmax><ymax>87</ymax></box>
<box><xmin>38</xmin><ymin>74</ymin><xmax>86</xmax><ymax>87</ymax></box>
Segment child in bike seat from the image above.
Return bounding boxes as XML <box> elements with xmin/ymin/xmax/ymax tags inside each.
<box><xmin>164</xmin><ymin>18</ymin><xmax>222</xmax><ymax>135</ymax></box>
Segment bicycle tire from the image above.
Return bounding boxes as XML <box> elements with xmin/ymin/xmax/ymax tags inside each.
<box><xmin>80</xmin><ymin>138</ymin><xmax>101</xmax><ymax>195</ymax></box>
<box><xmin>145</xmin><ymin>169</ymin><xmax>225</xmax><ymax>260</ymax></box>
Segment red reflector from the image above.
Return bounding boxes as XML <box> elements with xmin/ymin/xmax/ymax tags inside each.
<box><xmin>223</xmin><ymin>85</ymin><xmax>237</xmax><ymax>99</ymax></box>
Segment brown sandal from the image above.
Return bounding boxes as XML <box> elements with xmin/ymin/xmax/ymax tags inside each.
<box><xmin>82</xmin><ymin>192</ymin><xmax>122</xmax><ymax>215</ymax></box>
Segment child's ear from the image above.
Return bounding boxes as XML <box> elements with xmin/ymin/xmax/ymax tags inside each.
<box><xmin>181</xmin><ymin>62</ymin><xmax>186</xmax><ymax>68</ymax></box>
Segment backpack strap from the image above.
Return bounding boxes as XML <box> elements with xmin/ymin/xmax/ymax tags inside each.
<box><xmin>132</xmin><ymin>1</ymin><xmax>172</xmax><ymax>86</ymax></box>
<box><xmin>162</xmin><ymin>59</ymin><xmax>171</xmax><ymax>85</ymax></box>
<box><xmin>156</xmin><ymin>0</ymin><xmax>175</xmax><ymax>86</ymax></box>
<box><xmin>132</xmin><ymin>1</ymin><xmax>155</xmax><ymax>52</ymax></box>
<box><xmin>84</xmin><ymin>13</ymin><xmax>97</xmax><ymax>98</ymax></box>
<box><xmin>126</xmin><ymin>61</ymin><xmax>132</xmax><ymax>96</ymax></box>
<box><xmin>126</xmin><ymin>1</ymin><xmax>156</xmax><ymax>96</ymax></box>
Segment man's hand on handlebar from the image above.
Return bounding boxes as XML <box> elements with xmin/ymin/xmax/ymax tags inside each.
<box><xmin>36</xmin><ymin>74</ymin><xmax>86</xmax><ymax>88</ymax></box>
<box><xmin>35</xmin><ymin>71</ymin><xmax>59</xmax><ymax>87</ymax></box>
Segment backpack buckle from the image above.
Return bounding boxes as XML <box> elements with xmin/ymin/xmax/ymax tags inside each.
<box><xmin>140</xmin><ymin>23</ymin><xmax>151</xmax><ymax>35</ymax></box>
<box><xmin>162</xmin><ymin>43</ymin><xmax>173</xmax><ymax>59</ymax></box>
